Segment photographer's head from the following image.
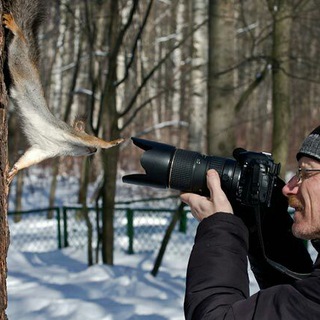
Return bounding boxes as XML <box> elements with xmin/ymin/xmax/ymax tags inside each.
<box><xmin>283</xmin><ymin>125</ymin><xmax>320</xmax><ymax>240</ymax></box>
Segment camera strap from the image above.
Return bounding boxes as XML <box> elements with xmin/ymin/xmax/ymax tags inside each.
<box><xmin>253</xmin><ymin>204</ymin><xmax>311</xmax><ymax>280</ymax></box>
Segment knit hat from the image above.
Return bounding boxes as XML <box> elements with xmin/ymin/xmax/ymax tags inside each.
<box><xmin>297</xmin><ymin>125</ymin><xmax>320</xmax><ymax>161</ymax></box>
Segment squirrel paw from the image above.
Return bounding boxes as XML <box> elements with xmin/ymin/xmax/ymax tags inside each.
<box><xmin>108</xmin><ymin>138</ymin><xmax>125</xmax><ymax>147</ymax></box>
<box><xmin>7</xmin><ymin>166</ymin><xmax>18</xmax><ymax>185</ymax></box>
<box><xmin>3</xmin><ymin>13</ymin><xmax>19</xmax><ymax>35</ymax></box>
<box><xmin>109</xmin><ymin>138</ymin><xmax>124</xmax><ymax>146</ymax></box>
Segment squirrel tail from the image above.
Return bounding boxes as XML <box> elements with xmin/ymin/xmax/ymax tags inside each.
<box><xmin>3</xmin><ymin>0</ymin><xmax>47</xmax><ymax>65</ymax></box>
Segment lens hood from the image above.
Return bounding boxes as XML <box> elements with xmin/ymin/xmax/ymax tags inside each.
<box><xmin>122</xmin><ymin>137</ymin><xmax>176</xmax><ymax>189</ymax></box>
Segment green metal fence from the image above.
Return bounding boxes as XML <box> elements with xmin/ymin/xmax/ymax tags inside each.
<box><xmin>8</xmin><ymin>207</ymin><xmax>62</xmax><ymax>252</ymax></box>
<box><xmin>8</xmin><ymin>201</ymin><xmax>197</xmax><ymax>255</ymax></box>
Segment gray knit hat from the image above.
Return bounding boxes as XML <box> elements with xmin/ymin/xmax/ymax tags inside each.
<box><xmin>297</xmin><ymin>126</ymin><xmax>320</xmax><ymax>161</ymax></box>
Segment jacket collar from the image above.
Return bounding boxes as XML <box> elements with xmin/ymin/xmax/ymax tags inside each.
<box><xmin>311</xmin><ymin>240</ymin><xmax>320</xmax><ymax>268</ymax></box>
<box><xmin>311</xmin><ymin>239</ymin><xmax>320</xmax><ymax>253</ymax></box>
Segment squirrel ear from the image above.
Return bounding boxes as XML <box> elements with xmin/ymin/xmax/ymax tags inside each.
<box><xmin>73</xmin><ymin>115</ymin><xmax>87</xmax><ymax>132</ymax></box>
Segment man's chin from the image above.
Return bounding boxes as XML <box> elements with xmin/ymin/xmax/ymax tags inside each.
<box><xmin>292</xmin><ymin>223</ymin><xmax>313</xmax><ymax>240</ymax></box>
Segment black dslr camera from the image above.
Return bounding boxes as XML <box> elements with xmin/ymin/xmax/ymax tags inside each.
<box><xmin>122</xmin><ymin>137</ymin><xmax>281</xmax><ymax>207</ymax></box>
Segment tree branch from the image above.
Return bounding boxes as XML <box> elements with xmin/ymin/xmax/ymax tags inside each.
<box><xmin>115</xmin><ymin>0</ymin><xmax>154</xmax><ymax>87</ymax></box>
<box><xmin>110</xmin><ymin>0</ymin><xmax>140</xmax><ymax>63</ymax></box>
<box><xmin>118</xmin><ymin>19</ymin><xmax>207</xmax><ymax>118</ymax></box>
<box><xmin>135</xmin><ymin>120</ymin><xmax>189</xmax><ymax>137</ymax></box>
<box><xmin>235</xmin><ymin>63</ymin><xmax>269</xmax><ymax>113</ymax></box>
<box><xmin>121</xmin><ymin>89</ymin><xmax>167</xmax><ymax>130</ymax></box>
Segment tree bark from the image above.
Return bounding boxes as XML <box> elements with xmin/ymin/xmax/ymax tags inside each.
<box><xmin>207</xmin><ymin>0</ymin><xmax>236</xmax><ymax>156</ymax></box>
<box><xmin>269</xmin><ymin>1</ymin><xmax>293</xmax><ymax>175</ymax></box>
<box><xmin>0</xmin><ymin>1</ymin><xmax>9</xmax><ymax>318</ymax></box>
<box><xmin>79</xmin><ymin>157</ymin><xmax>93</xmax><ymax>266</ymax></box>
<box><xmin>187</xmin><ymin>0</ymin><xmax>207</xmax><ymax>152</ymax></box>
<box><xmin>13</xmin><ymin>171</ymin><xmax>23</xmax><ymax>222</ymax></box>
<box><xmin>100</xmin><ymin>0</ymin><xmax>121</xmax><ymax>265</ymax></box>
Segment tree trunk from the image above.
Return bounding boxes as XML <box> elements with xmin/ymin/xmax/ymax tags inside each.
<box><xmin>47</xmin><ymin>0</ymin><xmax>67</xmax><ymax>218</ymax></box>
<box><xmin>100</xmin><ymin>0</ymin><xmax>121</xmax><ymax>265</ymax></box>
<box><xmin>187</xmin><ymin>0</ymin><xmax>207</xmax><ymax>152</ymax></box>
<box><xmin>13</xmin><ymin>171</ymin><xmax>24</xmax><ymax>222</ymax></box>
<box><xmin>79</xmin><ymin>157</ymin><xmax>93</xmax><ymax>266</ymax></box>
<box><xmin>0</xmin><ymin>1</ymin><xmax>9</xmax><ymax>318</ymax></box>
<box><xmin>101</xmin><ymin>146</ymin><xmax>119</xmax><ymax>265</ymax></box>
<box><xmin>207</xmin><ymin>1</ymin><xmax>236</xmax><ymax>156</ymax></box>
<box><xmin>9</xmin><ymin>112</ymin><xmax>24</xmax><ymax>221</ymax></box>
<box><xmin>269</xmin><ymin>1</ymin><xmax>293</xmax><ymax>176</ymax></box>
<box><xmin>48</xmin><ymin>160</ymin><xmax>59</xmax><ymax>218</ymax></box>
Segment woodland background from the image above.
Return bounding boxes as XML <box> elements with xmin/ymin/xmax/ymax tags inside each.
<box><xmin>6</xmin><ymin>0</ymin><xmax>320</xmax><ymax>265</ymax></box>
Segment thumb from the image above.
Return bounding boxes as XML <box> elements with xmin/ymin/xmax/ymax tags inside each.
<box><xmin>207</xmin><ymin>169</ymin><xmax>233</xmax><ymax>214</ymax></box>
<box><xmin>206</xmin><ymin>169</ymin><xmax>222</xmax><ymax>196</ymax></box>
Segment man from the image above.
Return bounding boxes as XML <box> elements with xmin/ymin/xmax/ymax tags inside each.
<box><xmin>181</xmin><ymin>126</ymin><xmax>320</xmax><ymax>319</ymax></box>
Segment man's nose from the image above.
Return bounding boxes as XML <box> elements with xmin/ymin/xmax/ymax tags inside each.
<box><xmin>282</xmin><ymin>175</ymin><xmax>299</xmax><ymax>197</ymax></box>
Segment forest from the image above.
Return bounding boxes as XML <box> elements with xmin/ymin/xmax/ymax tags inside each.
<box><xmin>3</xmin><ymin>0</ymin><xmax>320</xmax><ymax>276</ymax></box>
<box><xmin>0</xmin><ymin>0</ymin><xmax>320</xmax><ymax>316</ymax></box>
<box><xmin>1</xmin><ymin>0</ymin><xmax>320</xmax><ymax>317</ymax></box>
<box><xmin>17</xmin><ymin>1</ymin><xmax>319</xmax><ymax>170</ymax></box>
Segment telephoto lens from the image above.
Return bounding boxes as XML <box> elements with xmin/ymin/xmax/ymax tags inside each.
<box><xmin>122</xmin><ymin>137</ymin><xmax>241</xmax><ymax>198</ymax></box>
<box><xmin>122</xmin><ymin>137</ymin><xmax>281</xmax><ymax>207</ymax></box>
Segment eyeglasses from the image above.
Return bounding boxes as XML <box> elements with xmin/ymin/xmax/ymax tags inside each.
<box><xmin>296</xmin><ymin>167</ymin><xmax>320</xmax><ymax>183</ymax></box>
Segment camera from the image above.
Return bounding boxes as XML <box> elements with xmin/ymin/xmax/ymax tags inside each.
<box><xmin>122</xmin><ymin>137</ymin><xmax>281</xmax><ymax>207</ymax></box>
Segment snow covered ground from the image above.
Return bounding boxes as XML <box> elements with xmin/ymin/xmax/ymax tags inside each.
<box><xmin>7</xmin><ymin>248</ymin><xmax>188</xmax><ymax>320</ymax></box>
<box><xmin>7</xmin><ymin>169</ymin><xmax>192</xmax><ymax>319</ymax></box>
<box><xmin>7</xmin><ymin>221</ymin><xmax>261</xmax><ymax>320</ymax></box>
<box><xmin>7</xmin><ymin>168</ymin><xmax>310</xmax><ymax>319</ymax></box>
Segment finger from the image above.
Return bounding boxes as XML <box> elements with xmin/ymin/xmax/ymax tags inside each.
<box><xmin>206</xmin><ymin>169</ymin><xmax>221</xmax><ymax>198</ymax></box>
<box><xmin>207</xmin><ymin>169</ymin><xmax>234</xmax><ymax>214</ymax></box>
<box><xmin>181</xmin><ymin>192</ymin><xmax>204</xmax><ymax>206</ymax></box>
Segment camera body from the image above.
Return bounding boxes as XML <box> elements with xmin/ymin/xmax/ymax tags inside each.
<box><xmin>123</xmin><ymin>138</ymin><xmax>281</xmax><ymax>207</ymax></box>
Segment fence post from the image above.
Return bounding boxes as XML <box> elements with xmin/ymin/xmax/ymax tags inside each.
<box><xmin>62</xmin><ymin>207</ymin><xmax>69</xmax><ymax>247</ymax></box>
<box><xmin>126</xmin><ymin>209</ymin><xmax>134</xmax><ymax>254</ymax></box>
<box><xmin>56</xmin><ymin>207</ymin><xmax>62</xmax><ymax>249</ymax></box>
<box><xmin>179</xmin><ymin>209</ymin><xmax>187</xmax><ymax>233</ymax></box>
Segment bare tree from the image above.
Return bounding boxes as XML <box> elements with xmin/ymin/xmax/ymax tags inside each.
<box><xmin>0</xmin><ymin>1</ymin><xmax>9</xmax><ymax>317</ymax></box>
<box><xmin>187</xmin><ymin>0</ymin><xmax>207</xmax><ymax>152</ymax></box>
<box><xmin>267</xmin><ymin>0</ymin><xmax>293</xmax><ymax>175</ymax></box>
<box><xmin>207</xmin><ymin>0</ymin><xmax>237</xmax><ymax>156</ymax></box>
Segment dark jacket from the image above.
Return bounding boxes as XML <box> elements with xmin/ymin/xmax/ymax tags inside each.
<box><xmin>184</xmin><ymin>213</ymin><xmax>320</xmax><ymax>319</ymax></box>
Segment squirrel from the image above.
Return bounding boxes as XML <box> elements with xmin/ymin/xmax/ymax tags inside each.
<box><xmin>2</xmin><ymin>3</ymin><xmax>124</xmax><ymax>184</ymax></box>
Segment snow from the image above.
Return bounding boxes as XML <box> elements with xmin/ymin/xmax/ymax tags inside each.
<box><xmin>7</xmin><ymin>167</ymin><xmax>306</xmax><ymax>320</ymax></box>
<box><xmin>7</xmin><ymin>244</ymin><xmax>264</xmax><ymax>319</ymax></box>
<box><xmin>6</xmin><ymin>218</ymin><xmax>259</xmax><ymax>319</ymax></box>
<box><xmin>7</xmin><ymin>248</ymin><xmax>188</xmax><ymax>320</ymax></box>
<box><xmin>7</xmin><ymin>168</ymin><xmax>192</xmax><ymax>319</ymax></box>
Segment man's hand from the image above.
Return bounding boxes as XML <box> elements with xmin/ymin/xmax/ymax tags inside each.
<box><xmin>180</xmin><ymin>169</ymin><xmax>233</xmax><ymax>221</ymax></box>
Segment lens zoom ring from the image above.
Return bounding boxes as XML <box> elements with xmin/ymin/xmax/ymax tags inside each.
<box><xmin>170</xmin><ymin>149</ymin><xmax>199</xmax><ymax>190</ymax></box>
